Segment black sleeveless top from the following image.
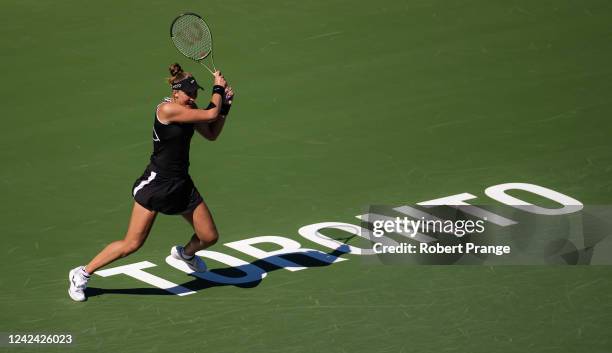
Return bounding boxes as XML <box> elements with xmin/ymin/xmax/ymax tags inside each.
<box><xmin>149</xmin><ymin>98</ymin><xmax>194</xmax><ymax>177</ymax></box>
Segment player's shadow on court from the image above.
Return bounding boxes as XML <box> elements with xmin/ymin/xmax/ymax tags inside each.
<box><xmin>86</xmin><ymin>245</ymin><xmax>350</xmax><ymax>298</ymax></box>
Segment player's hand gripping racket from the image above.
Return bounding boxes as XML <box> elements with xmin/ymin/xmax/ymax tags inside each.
<box><xmin>170</xmin><ymin>12</ymin><xmax>216</xmax><ymax>75</ymax></box>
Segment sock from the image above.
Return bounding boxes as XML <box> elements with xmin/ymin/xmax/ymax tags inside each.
<box><xmin>180</xmin><ymin>248</ymin><xmax>194</xmax><ymax>260</ymax></box>
<box><xmin>80</xmin><ymin>267</ymin><xmax>91</xmax><ymax>278</ymax></box>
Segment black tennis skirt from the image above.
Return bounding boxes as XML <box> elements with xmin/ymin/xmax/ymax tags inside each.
<box><xmin>131</xmin><ymin>165</ymin><xmax>203</xmax><ymax>215</ymax></box>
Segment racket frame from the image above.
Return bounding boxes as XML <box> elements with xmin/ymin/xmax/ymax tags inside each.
<box><xmin>170</xmin><ymin>12</ymin><xmax>216</xmax><ymax>75</ymax></box>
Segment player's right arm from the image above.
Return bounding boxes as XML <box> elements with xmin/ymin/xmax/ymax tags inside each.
<box><xmin>159</xmin><ymin>71</ymin><xmax>227</xmax><ymax>124</ymax></box>
<box><xmin>158</xmin><ymin>101</ymin><xmax>220</xmax><ymax>123</ymax></box>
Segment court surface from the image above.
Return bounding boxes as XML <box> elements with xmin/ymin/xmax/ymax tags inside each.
<box><xmin>1</xmin><ymin>0</ymin><xmax>611</xmax><ymax>352</ymax></box>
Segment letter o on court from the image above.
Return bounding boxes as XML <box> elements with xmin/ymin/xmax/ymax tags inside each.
<box><xmin>485</xmin><ymin>183</ymin><xmax>583</xmax><ymax>215</ymax></box>
<box><xmin>299</xmin><ymin>222</ymin><xmax>398</xmax><ymax>255</ymax></box>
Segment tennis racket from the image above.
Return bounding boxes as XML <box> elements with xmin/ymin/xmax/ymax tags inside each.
<box><xmin>170</xmin><ymin>12</ymin><xmax>216</xmax><ymax>75</ymax></box>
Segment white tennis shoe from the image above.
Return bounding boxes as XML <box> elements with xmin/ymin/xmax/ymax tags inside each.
<box><xmin>171</xmin><ymin>246</ymin><xmax>207</xmax><ymax>272</ymax></box>
<box><xmin>68</xmin><ymin>266</ymin><xmax>90</xmax><ymax>302</ymax></box>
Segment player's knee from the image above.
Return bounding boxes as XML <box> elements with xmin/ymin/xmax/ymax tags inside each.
<box><xmin>121</xmin><ymin>238</ymin><xmax>144</xmax><ymax>257</ymax></box>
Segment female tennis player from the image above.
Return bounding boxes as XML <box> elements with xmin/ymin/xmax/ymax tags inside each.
<box><xmin>68</xmin><ymin>63</ymin><xmax>234</xmax><ymax>301</ymax></box>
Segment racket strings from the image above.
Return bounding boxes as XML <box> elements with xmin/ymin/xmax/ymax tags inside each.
<box><xmin>171</xmin><ymin>15</ymin><xmax>213</xmax><ymax>61</ymax></box>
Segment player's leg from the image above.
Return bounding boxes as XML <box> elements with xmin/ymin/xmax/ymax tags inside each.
<box><xmin>181</xmin><ymin>201</ymin><xmax>219</xmax><ymax>256</ymax></box>
<box><xmin>169</xmin><ymin>201</ymin><xmax>218</xmax><ymax>272</ymax></box>
<box><xmin>85</xmin><ymin>201</ymin><xmax>158</xmax><ymax>274</ymax></box>
<box><xmin>69</xmin><ymin>201</ymin><xmax>157</xmax><ymax>301</ymax></box>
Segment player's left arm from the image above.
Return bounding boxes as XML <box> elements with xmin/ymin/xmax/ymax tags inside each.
<box><xmin>195</xmin><ymin>86</ymin><xmax>234</xmax><ymax>141</ymax></box>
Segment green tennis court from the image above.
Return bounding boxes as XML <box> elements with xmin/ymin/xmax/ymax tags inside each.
<box><xmin>2</xmin><ymin>0</ymin><xmax>612</xmax><ymax>352</ymax></box>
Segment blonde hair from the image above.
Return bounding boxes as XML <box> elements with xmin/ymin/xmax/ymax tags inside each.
<box><xmin>167</xmin><ymin>63</ymin><xmax>190</xmax><ymax>85</ymax></box>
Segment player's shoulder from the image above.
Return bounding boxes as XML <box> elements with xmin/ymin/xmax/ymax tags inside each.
<box><xmin>158</xmin><ymin>100</ymin><xmax>182</xmax><ymax>115</ymax></box>
<box><xmin>157</xmin><ymin>99</ymin><xmax>183</xmax><ymax>125</ymax></box>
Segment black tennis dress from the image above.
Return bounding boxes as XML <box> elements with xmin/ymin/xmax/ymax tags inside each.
<box><xmin>132</xmin><ymin>98</ymin><xmax>203</xmax><ymax>215</ymax></box>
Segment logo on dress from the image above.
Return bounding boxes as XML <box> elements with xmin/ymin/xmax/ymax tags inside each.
<box><xmin>153</xmin><ymin>127</ymin><xmax>160</xmax><ymax>142</ymax></box>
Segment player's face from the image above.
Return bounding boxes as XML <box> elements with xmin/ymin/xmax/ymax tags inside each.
<box><xmin>174</xmin><ymin>90</ymin><xmax>197</xmax><ymax>106</ymax></box>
